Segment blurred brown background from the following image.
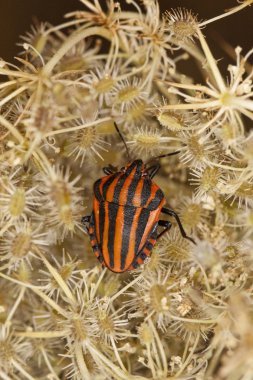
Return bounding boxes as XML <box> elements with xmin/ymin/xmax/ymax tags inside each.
<box><xmin>0</xmin><ymin>0</ymin><xmax>252</xmax><ymax>65</ymax></box>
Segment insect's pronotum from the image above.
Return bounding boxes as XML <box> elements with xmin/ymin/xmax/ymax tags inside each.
<box><xmin>82</xmin><ymin>123</ymin><xmax>195</xmax><ymax>273</ymax></box>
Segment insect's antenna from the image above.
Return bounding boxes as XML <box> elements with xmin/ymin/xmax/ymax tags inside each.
<box><xmin>114</xmin><ymin>122</ymin><xmax>131</xmax><ymax>161</ymax></box>
<box><xmin>146</xmin><ymin>151</ymin><xmax>180</xmax><ymax>165</ymax></box>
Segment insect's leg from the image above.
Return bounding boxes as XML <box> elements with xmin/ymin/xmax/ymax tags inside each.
<box><xmin>103</xmin><ymin>164</ymin><xmax>117</xmax><ymax>175</ymax></box>
<box><xmin>82</xmin><ymin>214</ymin><xmax>105</xmax><ymax>265</ymax></box>
<box><xmin>161</xmin><ymin>207</ymin><xmax>196</xmax><ymax>244</ymax></box>
<box><xmin>157</xmin><ymin>219</ymin><xmax>172</xmax><ymax>239</ymax></box>
<box><xmin>147</xmin><ymin>164</ymin><xmax>161</xmax><ymax>179</ymax></box>
<box><xmin>81</xmin><ymin>215</ymin><xmax>90</xmax><ymax>224</ymax></box>
<box><xmin>81</xmin><ymin>215</ymin><xmax>91</xmax><ymax>232</ymax></box>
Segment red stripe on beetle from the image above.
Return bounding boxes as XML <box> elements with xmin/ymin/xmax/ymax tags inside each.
<box><xmin>87</xmin><ymin>160</ymin><xmax>166</xmax><ymax>273</ymax></box>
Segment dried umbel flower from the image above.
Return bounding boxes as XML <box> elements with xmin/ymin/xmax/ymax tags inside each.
<box><xmin>0</xmin><ymin>221</ymin><xmax>47</xmax><ymax>270</ymax></box>
<box><xmin>112</xmin><ymin>78</ymin><xmax>148</xmax><ymax>113</ymax></box>
<box><xmin>126</xmin><ymin>269</ymin><xmax>180</xmax><ymax>330</ymax></box>
<box><xmin>0</xmin><ymin>0</ymin><xmax>252</xmax><ymax>379</ymax></box>
<box><xmin>156</xmin><ymin>109</ymin><xmax>185</xmax><ymax>131</ymax></box>
<box><xmin>81</xmin><ymin>65</ymin><xmax>117</xmax><ymax>107</ymax></box>
<box><xmin>127</xmin><ymin>125</ymin><xmax>177</xmax><ymax>158</ymax></box>
<box><xmin>39</xmin><ymin>251</ymin><xmax>82</xmax><ymax>300</ymax></box>
<box><xmin>155</xmin><ymin>230</ymin><xmax>192</xmax><ymax>264</ymax></box>
<box><xmin>0</xmin><ymin>323</ymin><xmax>33</xmax><ymax>375</ymax></box>
<box><xmin>178</xmin><ymin>196</ymin><xmax>207</xmax><ymax>232</ymax></box>
<box><xmin>190</xmin><ymin>166</ymin><xmax>224</xmax><ymax>199</ymax></box>
<box><xmin>137</xmin><ymin>322</ymin><xmax>154</xmax><ymax>346</ymax></box>
<box><xmin>0</xmin><ymin>179</ymin><xmax>40</xmax><ymax>236</ymax></box>
<box><xmin>121</xmin><ymin>100</ymin><xmax>152</xmax><ymax>127</ymax></box>
<box><xmin>89</xmin><ymin>298</ymin><xmax>129</xmax><ymax>346</ymax></box>
<box><xmin>223</xmin><ymin>171</ymin><xmax>253</xmax><ymax>208</ymax></box>
<box><xmin>179</xmin><ymin>132</ymin><xmax>219</xmax><ymax>169</ymax></box>
<box><xmin>38</xmin><ymin>167</ymin><xmax>83</xmax><ymax>241</ymax></box>
<box><xmin>67</xmin><ymin>123</ymin><xmax>110</xmax><ymax>165</ymax></box>
<box><xmin>164</xmin><ymin>8</ymin><xmax>199</xmax><ymax>43</ymax></box>
<box><xmin>20</xmin><ymin>22</ymin><xmax>50</xmax><ymax>57</ymax></box>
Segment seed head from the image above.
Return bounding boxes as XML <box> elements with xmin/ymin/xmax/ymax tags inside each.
<box><xmin>38</xmin><ymin>167</ymin><xmax>83</xmax><ymax>241</ymax></box>
<box><xmin>67</xmin><ymin>123</ymin><xmax>110</xmax><ymax>165</ymax></box>
<box><xmin>0</xmin><ymin>180</ymin><xmax>40</xmax><ymax>224</ymax></box>
<box><xmin>190</xmin><ymin>166</ymin><xmax>224</xmax><ymax>199</ymax></box>
<box><xmin>138</xmin><ymin>322</ymin><xmax>154</xmax><ymax>345</ymax></box>
<box><xmin>164</xmin><ymin>8</ymin><xmax>199</xmax><ymax>43</ymax></box>
<box><xmin>0</xmin><ymin>221</ymin><xmax>47</xmax><ymax>270</ymax></box>
<box><xmin>156</xmin><ymin>230</ymin><xmax>192</xmax><ymax>264</ymax></box>
<box><xmin>157</xmin><ymin>110</ymin><xmax>185</xmax><ymax>131</ymax></box>
<box><xmin>127</xmin><ymin>125</ymin><xmax>174</xmax><ymax>158</ymax></box>
<box><xmin>113</xmin><ymin>78</ymin><xmax>148</xmax><ymax>113</ymax></box>
<box><xmin>0</xmin><ymin>323</ymin><xmax>33</xmax><ymax>374</ymax></box>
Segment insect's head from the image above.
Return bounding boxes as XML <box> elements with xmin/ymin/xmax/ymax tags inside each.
<box><xmin>120</xmin><ymin>159</ymin><xmax>145</xmax><ymax>176</ymax></box>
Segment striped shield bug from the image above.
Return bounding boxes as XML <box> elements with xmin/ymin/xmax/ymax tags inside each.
<box><xmin>82</xmin><ymin>123</ymin><xmax>195</xmax><ymax>273</ymax></box>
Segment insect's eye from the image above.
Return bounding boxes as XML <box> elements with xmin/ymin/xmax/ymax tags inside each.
<box><xmin>120</xmin><ymin>167</ymin><xmax>126</xmax><ymax>172</ymax></box>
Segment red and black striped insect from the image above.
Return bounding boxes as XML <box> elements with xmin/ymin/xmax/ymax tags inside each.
<box><xmin>82</xmin><ymin>123</ymin><xmax>195</xmax><ymax>273</ymax></box>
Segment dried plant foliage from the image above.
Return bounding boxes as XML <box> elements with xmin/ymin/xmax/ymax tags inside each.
<box><xmin>0</xmin><ymin>1</ymin><xmax>253</xmax><ymax>379</ymax></box>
